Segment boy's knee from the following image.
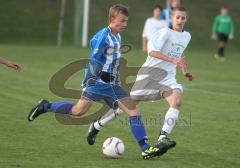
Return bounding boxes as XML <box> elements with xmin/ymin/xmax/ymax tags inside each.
<box><xmin>171</xmin><ymin>98</ymin><xmax>182</xmax><ymax>108</ymax></box>
<box><xmin>128</xmin><ymin>109</ymin><xmax>140</xmax><ymax>116</ymax></box>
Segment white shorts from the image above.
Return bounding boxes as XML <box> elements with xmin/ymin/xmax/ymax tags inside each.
<box><xmin>130</xmin><ymin>75</ymin><xmax>183</xmax><ymax>101</ymax></box>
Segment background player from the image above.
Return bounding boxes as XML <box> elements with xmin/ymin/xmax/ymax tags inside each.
<box><xmin>88</xmin><ymin>6</ymin><xmax>193</xmax><ymax>156</ymax></box>
<box><xmin>142</xmin><ymin>5</ymin><xmax>167</xmax><ymax>52</ymax></box>
<box><xmin>161</xmin><ymin>0</ymin><xmax>181</xmax><ymax>26</ymax></box>
<box><xmin>27</xmin><ymin>4</ymin><xmax>160</xmax><ymax>160</ymax></box>
<box><xmin>211</xmin><ymin>6</ymin><xmax>235</xmax><ymax>62</ymax></box>
<box><xmin>0</xmin><ymin>57</ymin><xmax>21</xmax><ymax>71</ymax></box>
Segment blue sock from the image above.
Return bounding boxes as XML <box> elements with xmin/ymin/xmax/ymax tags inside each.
<box><xmin>129</xmin><ymin>115</ymin><xmax>150</xmax><ymax>152</ymax></box>
<box><xmin>47</xmin><ymin>101</ymin><xmax>74</xmax><ymax>114</ymax></box>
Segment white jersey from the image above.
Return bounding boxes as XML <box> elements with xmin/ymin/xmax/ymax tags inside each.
<box><xmin>143</xmin><ymin>27</ymin><xmax>191</xmax><ymax>79</ymax></box>
<box><xmin>142</xmin><ymin>18</ymin><xmax>167</xmax><ymax>41</ymax></box>
<box><xmin>131</xmin><ymin>27</ymin><xmax>191</xmax><ymax>99</ymax></box>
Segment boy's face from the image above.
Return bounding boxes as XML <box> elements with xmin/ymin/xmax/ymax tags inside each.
<box><xmin>153</xmin><ymin>8</ymin><xmax>161</xmax><ymax>18</ymax></box>
<box><xmin>172</xmin><ymin>11</ymin><xmax>187</xmax><ymax>31</ymax></box>
<box><xmin>171</xmin><ymin>0</ymin><xmax>181</xmax><ymax>8</ymax></box>
<box><xmin>221</xmin><ymin>8</ymin><xmax>228</xmax><ymax>15</ymax></box>
<box><xmin>110</xmin><ymin>13</ymin><xmax>128</xmax><ymax>33</ymax></box>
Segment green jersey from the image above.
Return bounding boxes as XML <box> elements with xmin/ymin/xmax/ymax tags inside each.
<box><xmin>212</xmin><ymin>14</ymin><xmax>234</xmax><ymax>35</ymax></box>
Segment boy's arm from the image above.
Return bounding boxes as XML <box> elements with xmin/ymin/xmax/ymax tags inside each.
<box><xmin>142</xmin><ymin>19</ymin><xmax>149</xmax><ymax>52</ymax></box>
<box><xmin>149</xmin><ymin>52</ymin><xmax>193</xmax><ymax>81</ymax></box>
<box><xmin>0</xmin><ymin>57</ymin><xmax>22</xmax><ymax>71</ymax></box>
<box><xmin>0</xmin><ymin>57</ymin><xmax>7</xmax><ymax>64</ymax></box>
<box><xmin>230</xmin><ymin>16</ymin><xmax>235</xmax><ymax>34</ymax></box>
<box><xmin>229</xmin><ymin>17</ymin><xmax>235</xmax><ymax>40</ymax></box>
<box><xmin>149</xmin><ymin>51</ymin><xmax>187</xmax><ymax>69</ymax></box>
<box><xmin>142</xmin><ymin>37</ymin><xmax>148</xmax><ymax>53</ymax></box>
<box><xmin>180</xmin><ymin>57</ymin><xmax>194</xmax><ymax>81</ymax></box>
<box><xmin>212</xmin><ymin>15</ymin><xmax>219</xmax><ymax>33</ymax></box>
<box><xmin>211</xmin><ymin>16</ymin><xmax>218</xmax><ymax>39</ymax></box>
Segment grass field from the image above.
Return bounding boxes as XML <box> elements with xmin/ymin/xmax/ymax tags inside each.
<box><xmin>1</xmin><ymin>44</ymin><xmax>240</xmax><ymax>168</ymax></box>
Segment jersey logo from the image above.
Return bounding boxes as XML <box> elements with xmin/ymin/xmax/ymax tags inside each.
<box><xmin>104</xmin><ymin>47</ymin><xmax>117</xmax><ymax>56</ymax></box>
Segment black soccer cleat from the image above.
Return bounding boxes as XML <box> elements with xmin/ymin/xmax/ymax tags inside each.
<box><xmin>87</xmin><ymin>122</ymin><xmax>99</xmax><ymax>145</ymax></box>
<box><xmin>155</xmin><ymin>137</ymin><xmax>176</xmax><ymax>156</ymax></box>
<box><xmin>27</xmin><ymin>99</ymin><xmax>49</xmax><ymax>121</ymax></box>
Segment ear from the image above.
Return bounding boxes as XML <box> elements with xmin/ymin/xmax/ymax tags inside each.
<box><xmin>109</xmin><ymin>16</ymin><xmax>115</xmax><ymax>23</ymax></box>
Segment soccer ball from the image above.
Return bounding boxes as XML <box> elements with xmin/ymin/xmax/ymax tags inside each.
<box><xmin>102</xmin><ymin>137</ymin><xmax>124</xmax><ymax>158</ymax></box>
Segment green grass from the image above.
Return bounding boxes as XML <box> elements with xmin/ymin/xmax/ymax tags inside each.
<box><xmin>1</xmin><ymin>44</ymin><xmax>240</xmax><ymax>168</ymax></box>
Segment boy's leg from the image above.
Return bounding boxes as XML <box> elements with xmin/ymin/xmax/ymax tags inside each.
<box><xmin>27</xmin><ymin>97</ymin><xmax>92</xmax><ymax>121</ymax></box>
<box><xmin>156</xmin><ymin>89</ymin><xmax>181</xmax><ymax>155</ymax></box>
<box><xmin>117</xmin><ymin>98</ymin><xmax>159</xmax><ymax>159</ymax></box>
<box><xmin>215</xmin><ymin>33</ymin><xmax>227</xmax><ymax>61</ymax></box>
<box><xmin>87</xmin><ymin>108</ymin><xmax>123</xmax><ymax>145</ymax></box>
<box><xmin>92</xmin><ymin>108</ymin><xmax>123</xmax><ymax>131</ymax></box>
<box><xmin>87</xmin><ymin>101</ymin><xmax>141</xmax><ymax>145</ymax></box>
<box><xmin>218</xmin><ymin>41</ymin><xmax>226</xmax><ymax>57</ymax></box>
<box><xmin>71</xmin><ymin>97</ymin><xmax>93</xmax><ymax>116</ymax></box>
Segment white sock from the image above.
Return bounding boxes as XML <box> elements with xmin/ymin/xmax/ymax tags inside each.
<box><xmin>158</xmin><ymin>134</ymin><xmax>167</xmax><ymax>141</ymax></box>
<box><xmin>158</xmin><ymin>107</ymin><xmax>179</xmax><ymax>141</ymax></box>
<box><xmin>93</xmin><ymin>121</ymin><xmax>102</xmax><ymax>131</ymax></box>
<box><xmin>94</xmin><ymin>108</ymin><xmax>123</xmax><ymax>130</ymax></box>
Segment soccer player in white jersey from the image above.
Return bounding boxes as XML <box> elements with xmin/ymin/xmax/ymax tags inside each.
<box><xmin>88</xmin><ymin>6</ymin><xmax>193</xmax><ymax>156</ymax></box>
<box><xmin>142</xmin><ymin>5</ymin><xmax>167</xmax><ymax>52</ymax></box>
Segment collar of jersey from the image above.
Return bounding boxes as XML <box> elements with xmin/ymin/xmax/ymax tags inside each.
<box><xmin>107</xmin><ymin>26</ymin><xmax>119</xmax><ymax>36</ymax></box>
<box><xmin>169</xmin><ymin>25</ymin><xmax>184</xmax><ymax>32</ymax></box>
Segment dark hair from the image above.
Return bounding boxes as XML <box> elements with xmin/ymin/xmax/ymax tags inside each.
<box><xmin>152</xmin><ymin>5</ymin><xmax>163</xmax><ymax>14</ymax></box>
<box><xmin>221</xmin><ymin>6</ymin><xmax>228</xmax><ymax>10</ymax></box>
<box><xmin>108</xmin><ymin>4</ymin><xmax>129</xmax><ymax>22</ymax></box>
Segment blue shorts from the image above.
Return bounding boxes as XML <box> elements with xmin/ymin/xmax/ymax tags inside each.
<box><xmin>82</xmin><ymin>79</ymin><xmax>129</xmax><ymax>109</ymax></box>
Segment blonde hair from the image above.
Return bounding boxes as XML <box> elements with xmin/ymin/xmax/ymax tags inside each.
<box><xmin>172</xmin><ymin>6</ymin><xmax>188</xmax><ymax>16</ymax></box>
<box><xmin>108</xmin><ymin>4</ymin><xmax>129</xmax><ymax>23</ymax></box>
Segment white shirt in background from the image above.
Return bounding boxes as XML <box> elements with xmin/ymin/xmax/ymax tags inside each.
<box><xmin>142</xmin><ymin>18</ymin><xmax>167</xmax><ymax>41</ymax></box>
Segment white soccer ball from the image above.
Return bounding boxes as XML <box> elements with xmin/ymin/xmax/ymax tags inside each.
<box><xmin>102</xmin><ymin>137</ymin><xmax>124</xmax><ymax>158</ymax></box>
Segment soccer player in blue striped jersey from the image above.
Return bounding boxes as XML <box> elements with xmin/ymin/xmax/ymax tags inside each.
<box><xmin>161</xmin><ymin>0</ymin><xmax>181</xmax><ymax>26</ymax></box>
<box><xmin>27</xmin><ymin>4</ymin><xmax>160</xmax><ymax>160</ymax></box>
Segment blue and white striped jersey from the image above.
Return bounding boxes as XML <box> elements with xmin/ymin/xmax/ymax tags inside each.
<box><xmin>83</xmin><ymin>26</ymin><xmax>121</xmax><ymax>86</ymax></box>
<box><xmin>160</xmin><ymin>7</ymin><xmax>173</xmax><ymax>26</ymax></box>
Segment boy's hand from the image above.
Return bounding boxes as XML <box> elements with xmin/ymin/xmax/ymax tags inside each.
<box><xmin>211</xmin><ymin>33</ymin><xmax>217</xmax><ymax>40</ymax></box>
<box><xmin>184</xmin><ymin>72</ymin><xmax>194</xmax><ymax>81</ymax></box>
<box><xmin>229</xmin><ymin>34</ymin><xmax>234</xmax><ymax>40</ymax></box>
<box><xmin>5</xmin><ymin>60</ymin><xmax>22</xmax><ymax>71</ymax></box>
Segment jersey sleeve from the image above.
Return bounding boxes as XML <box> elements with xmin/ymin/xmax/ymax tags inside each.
<box><xmin>142</xmin><ymin>19</ymin><xmax>149</xmax><ymax>38</ymax></box>
<box><xmin>147</xmin><ymin>28</ymin><xmax>169</xmax><ymax>54</ymax></box>
<box><xmin>91</xmin><ymin>34</ymin><xmax>107</xmax><ymax>58</ymax></box>
<box><xmin>230</xmin><ymin>16</ymin><xmax>235</xmax><ymax>34</ymax></box>
<box><xmin>160</xmin><ymin>9</ymin><xmax>167</xmax><ymax>20</ymax></box>
<box><xmin>212</xmin><ymin>15</ymin><xmax>219</xmax><ymax>33</ymax></box>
